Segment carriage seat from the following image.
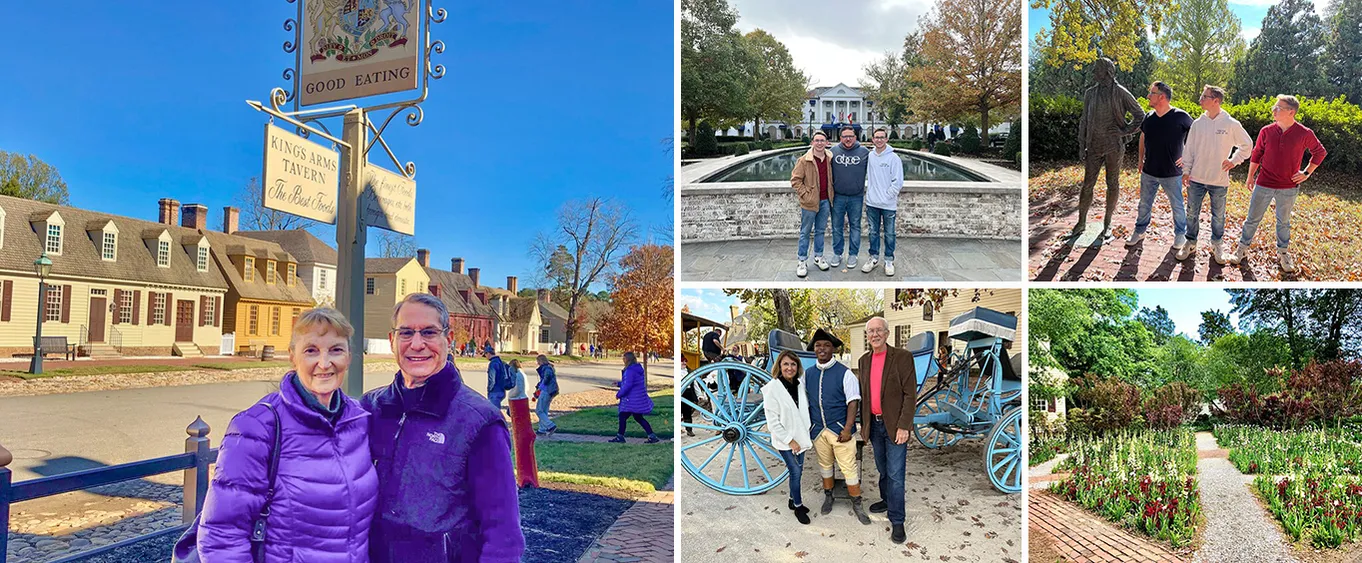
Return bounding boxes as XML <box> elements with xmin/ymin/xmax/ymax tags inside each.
<box><xmin>1001</xmin><ymin>350</ymin><xmax>1021</xmax><ymax>382</ymax></box>
<box><xmin>904</xmin><ymin>331</ymin><xmax>935</xmax><ymax>356</ymax></box>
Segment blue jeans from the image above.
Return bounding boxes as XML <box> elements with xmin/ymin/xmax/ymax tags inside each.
<box><xmin>831</xmin><ymin>195</ymin><xmax>863</xmax><ymax>257</ymax></box>
<box><xmin>1185</xmin><ymin>181</ymin><xmax>1227</xmax><ymax>243</ymax></box>
<box><xmin>1239</xmin><ymin>185</ymin><xmax>1299</xmax><ymax>249</ymax></box>
<box><xmin>488</xmin><ymin>391</ymin><xmax>505</xmax><ymax>411</ymax></box>
<box><xmin>779</xmin><ymin>449</ymin><xmax>806</xmax><ymax>507</ymax></box>
<box><xmin>798</xmin><ymin>200</ymin><xmax>830</xmax><ymax>261</ymax></box>
<box><xmin>1134</xmin><ymin>173</ymin><xmax>1187</xmax><ymax>236</ymax></box>
<box><xmin>865</xmin><ymin>206</ymin><xmax>896</xmax><ymax>260</ymax></box>
<box><xmin>869</xmin><ymin>417</ymin><xmax>907</xmax><ymax>525</ymax></box>
<box><xmin>536</xmin><ymin>393</ymin><xmax>556</xmax><ymax>432</ymax></box>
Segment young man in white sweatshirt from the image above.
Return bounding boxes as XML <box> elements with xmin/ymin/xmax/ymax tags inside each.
<box><xmin>862</xmin><ymin>128</ymin><xmax>904</xmax><ymax>276</ymax></box>
<box><xmin>1179</xmin><ymin>85</ymin><xmax>1253</xmax><ymax>264</ymax></box>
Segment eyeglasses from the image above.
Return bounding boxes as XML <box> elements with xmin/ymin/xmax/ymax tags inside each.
<box><xmin>866</xmin><ymin>328</ymin><xmax>889</xmax><ymax>335</ymax></box>
<box><xmin>393</xmin><ymin>327</ymin><xmax>448</xmax><ymax>341</ymax></box>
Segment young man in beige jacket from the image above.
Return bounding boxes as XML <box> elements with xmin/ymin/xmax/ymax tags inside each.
<box><xmin>791</xmin><ymin>131</ymin><xmax>834</xmax><ymax>277</ymax></box>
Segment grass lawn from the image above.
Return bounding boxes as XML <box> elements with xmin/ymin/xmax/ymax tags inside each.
<box><xmin>526</xmin><ymin>440</ymin><xmax>673</xmax><ymax>496</ymax></box>
<box><xmin>2</xmin><ymin>364</ymin><xmax>189</xmax><ymax>380</ymax></box>
<box><xmin>551</xmin><ymin>390</ymin><xmax>674</xmax><ymax>439</ymax></box>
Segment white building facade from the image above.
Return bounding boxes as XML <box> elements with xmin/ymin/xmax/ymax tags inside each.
<box><xmin>719</xmin><ymin>83</ymin><xmax>1006</xmax><ymax>142</ymax></box>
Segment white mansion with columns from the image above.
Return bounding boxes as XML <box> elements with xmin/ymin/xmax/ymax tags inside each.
<box><xmin>718</xmin><ymin>83</ymin><xmax>1005</xmax><ymax>141</ymax></box>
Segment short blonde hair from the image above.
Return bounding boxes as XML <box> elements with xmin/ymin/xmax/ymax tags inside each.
<box><xmin>290</xmin><ymin>307</ymin><xmax>354</xmax><ymax>351</ymax></box>
<box><xmin>1276</xmin><ymin>94</ymin><xmax>1300</xmax><ymax>112</ymax></box>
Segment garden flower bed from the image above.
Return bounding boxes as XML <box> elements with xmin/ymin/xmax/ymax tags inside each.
<box><xmin>1049</xmin><ymin>428</ymin><xmax>1202</xmax><ymax>547</ymax></box>
<box><xmin>1029</xmin><ymin>437</ymin><xmax>1065</xmax><ymax>467</ymax></box>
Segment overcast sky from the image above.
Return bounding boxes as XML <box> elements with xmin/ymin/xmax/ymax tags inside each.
<box><xmin>732</xmin><ymin>0</ymin><xmax>931</xmax><ymax>87</ymax></box>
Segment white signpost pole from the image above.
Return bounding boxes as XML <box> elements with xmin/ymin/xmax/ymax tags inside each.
<box><xmin>337</xmin><ymin>108</ymin><xmax>369</xmax><ymax>398</ymax></box>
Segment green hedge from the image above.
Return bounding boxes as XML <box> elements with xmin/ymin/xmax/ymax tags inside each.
<box><xmin>1029</xmin><ymin>94</ymin><xmax>1362</xmax><ymax>172</ymax></box>
<box><xmin>731</xmin><ymin>142</ymin><xmax>749</xmax><ymax>156</ymax></box>
<box><xmin>1003</xmin><ymin>119</ymin><xmax>1021</xmax><ymax>162</ymax></box>
<box><xmin>932</xmin><ymin>142</ymin><xmax>956</xmax><ymax>156</ymax></box>
<box><xmin>957</xmin><ymin>125</ymin><xmax>982</xmax><ymax>154</ymax></box>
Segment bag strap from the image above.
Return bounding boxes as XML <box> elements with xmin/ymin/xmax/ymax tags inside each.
<box><xmin>249</xmin><ymin>402</ymin><xmax>283</xmax><ymax>553</ymax></box>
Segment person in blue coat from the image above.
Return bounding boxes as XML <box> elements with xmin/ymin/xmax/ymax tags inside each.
<box><xmin>610</xmin><ymin>352</ymin><xmax>661</xmax><ymax>443</ymax></box>
<box><xmin>484</xmin><ymin>347</ymin><xmax>511</xmax><ymax>412</ymax></box>
<box><xmin>534</xmin><ymin>354</ymin><xmax>560</xmax><ymax>435</ymax></box>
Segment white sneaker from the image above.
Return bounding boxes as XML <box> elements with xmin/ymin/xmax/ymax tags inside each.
<box><xmin>1173</xmin><ymin>234</ymin><xmax>1187</xmax><ymax>250</ymax></box>
<box><xmin>1212</xmin><ymin>241</ymin><xmax>1228</xmax><ymax>265</ymax></box>
<box><xmin>797</xmin><ymin>261</ymin><xmax>808</xmax><ymax>278</ymax></box>
<box><xmin>829</xmin><ymin>255</ymin><xmax>841</xmax><ymax>268</ymax></box>
<box><xmin>1176</xmin><ymin>241</ymin><xmax>1195</xmax><ymax>261</ymax></box>
<box><xmin>861</xmin><ymin>257</ymin><xmax>879</xmax><ymax>273</ymax></box>
<box><xmin>884</xmin><ymin>261</ymin><xmax>895</xmax><ymax>276</ymax></box>
<box><xmin>1125</xmin><ymin>231</ymin><xmax>1144</xmax><ymax>247</ymax></box>
<box><xmin>1228</xmin><ymin>241</ymin><xmax>1248</xmax><ymax>265</ymax></box>
<box><xmin>846</xmin><ymin>256</ymin><xmax>858</xmax><ymax>269</ymax></box>
<box><xmin>1278</xmin><ymin>248</ymin><xmax>1298</xmax><ymax>273</ymax></box>
<box><xmin>813</xmin><ymin>256</ymin><xmax>830</xmax><ymax>271</ymax></box>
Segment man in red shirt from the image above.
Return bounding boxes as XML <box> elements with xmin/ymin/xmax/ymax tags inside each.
<box><xmin>856</xmin><ymin>317</ymin><xmax>916</xmax><ymax>544</ymax></box>
<box><xmin>1228</xmin><ymin>94</ymin><xmax>1327</xmax><ymax>274</ymax></box>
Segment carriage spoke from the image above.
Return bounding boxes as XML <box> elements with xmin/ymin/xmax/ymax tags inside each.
<box><xmin>750</xmin><ymin>437</ymin><xmax>783</xmax><ymax>461</ymax></box>
<box><xmin>681</xmin><ymin>395</ymin><xmax>726</xmax><ymax>426</ymax></box>
<box><xmin>991</xmin><ymin>450</ymin><xmax>1019</xmax><ymax>474</ymax></box>
<box><xmin>681</xmin><ymin>422</ymin><xmax>725</xmax><ymax>432</ymax></box>
<box><xmin>736</xmin><ymin>371</ymin><xmax>753</xmax><ymax>421</ymax></box>
<box><xmin>745</xmin><ymin>442</ymin><xmax>776</xmax><ymax>483</ymax></box>
<box><xmin>720</xmin><ymin>441</ymin><xmax>738</xmax><ymax>486</ymax></box>
<box><xmin>681</xmin><ymin>433</ymin><xmax>725</xmax><ymax>452</ymax></box>
<box><xmin>739</xmin><ymin>440</ymin><xmax>751</xmax><ymax>489</ymax></box>
<box><xmin>697</xmin><ymin>441</ymin><xmax>730</xmax><ymax>472</ymax></box>
<box><xmin>700</xmin><ymin>377</ymin><xmax>734</xmax><ymax>421</ymax></box>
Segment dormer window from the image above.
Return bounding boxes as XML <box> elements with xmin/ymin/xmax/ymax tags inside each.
<box><xmin>46</xmin><ymin>224</ymin><xmax>62</xmax><ymax>254</ymax></box>
<box><xmin>102</xmin><ymin>232</ymin><xmax>117</xmax><ymax>261</ymax></box>
<box><xmin>287</xmin><ymin>263</ymin><xmax>296</xmax><ymax>286</ymax></box>
<box><xmin>197</xmin><ymin>246</ymin><xmax>209</xmax><ymax>272</ymax></box>
<box><xmin>266</xmin><ymin>261</ymin><xmax>276</xmax><ymax>284</ymax></box>
<box><xmin>157</xmin><ymin>240</ymin><xmax>171</xmax><ymax>267</ymax></box>
<box><xmin>243</xmin><ymin>257</ymin><xmax>255</xmax><ymax>282</ymax></box>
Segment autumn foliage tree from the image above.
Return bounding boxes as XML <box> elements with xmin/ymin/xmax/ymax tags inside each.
<box><xmin>915</xmin><ymin>0</ymin><xmax>1022</xmax><ymax>138</ymax></box>
<box><xmin>599</xmin><ymin>245</ymin><xmax>674</xmax><ymax>368</ymax></box>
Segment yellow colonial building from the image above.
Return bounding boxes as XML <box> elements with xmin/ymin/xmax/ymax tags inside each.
<box><xmin>202</xmin><ymin>224</ymin><xmax>315</xmax><ymax>356</ymax></box>
<box><xmin>362</xmin><ymin>257</ymin><xmax>431</xmax><ymax>342</ymax></box>
<box><xmin>847</xmin><ymin>289</ymin><xmax>1024</xmax><ymax>362</ymax></box>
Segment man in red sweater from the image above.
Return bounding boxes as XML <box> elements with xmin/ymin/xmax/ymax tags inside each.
<box><xmin>1228</xmin><ymin>94</ymin><xmax>1327</xmax><ymax>274</ymax></box>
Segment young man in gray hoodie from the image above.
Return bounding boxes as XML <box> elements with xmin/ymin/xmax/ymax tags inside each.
<box><xmin>863</xmin><ymin>128</ymin><xmax>903</xmax><ymax>276</ymax></box>
<box><xmin>830</xmin><ymin>126</ymin><xmax>871</xmax><ymax>269</ymax></box>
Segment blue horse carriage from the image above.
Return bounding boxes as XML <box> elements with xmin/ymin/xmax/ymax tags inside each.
<box><xmin>678</xmin><ymin>307</ymin><xmax>1023</xmax><ymax>495</ymax></box>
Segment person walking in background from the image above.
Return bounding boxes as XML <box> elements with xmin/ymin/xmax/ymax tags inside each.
<box><xmin>505</xmin><ymin>359</ymin><xmax>528</xmax><ymax>418</ymax></box>
<box><xmin>863</xmin><ymin>127</ymin><xmax>904</xmax><ymax>276</ymax></box>
<box><xmin>804</xmin><ymin>328</ymin><xmax>870</xmax><ymax>525</ymax></box>
<box><xmin>1228</xmin><ymin>94</ymin><xmax>1328</xmax><ymax>273</ymax></box>
<box><xmin>184</xmin><ymin>308</ymin><xmax>377</xmax><ymax>562</ymax></box>
<box><xmin>857</xmin><ymin>317</ymin><xmax>917</xmax><ymax>544</ymax></box>
<box><xmin>484</xmin><ymin>346</ymin><xmax>514</xmax><ymax>412</ymax></box>
<box><xmin>829</xmin><ymin>126</ymin><xmax>870</xmax><ymax>269</ymax></box>
<box><xmin>791</xmin><ymin>130</ymin><xmax>834</xmax><ymax>277</ymax></box>
<box><xmin>1128</xmin><ymin>81</ymin><xmax>1193</xmax><ymax>250</ymax></box>
<box><xmin>534</xmin><ymin>354</ymin><xmax>559</xmax><ymax>435</ymax></box>
<box><xmin>610</xmin><ymin>352</ymin><xmax>661</xmax><ymax>444</ymax></box>
<box><xmin>1180</xmin><ymin>85</ymin><xmax>1253</xmax><ymax>264</ymax></box>
<box><xmin>762</xmin><ymin>350</ymin><xmax>814</xmax><ymax>525</ymax></box>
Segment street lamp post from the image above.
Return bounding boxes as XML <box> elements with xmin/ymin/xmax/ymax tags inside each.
<box><xmin>29</xmin><ymin>253</ymin><xmax>53</xmax><ymax>375</ymax></box>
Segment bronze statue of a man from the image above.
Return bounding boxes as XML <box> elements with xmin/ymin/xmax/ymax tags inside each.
<box><xmin>1074</xmin><ymin>57</ymin><xmax>1145</xmax><ymax>240</ymax></box>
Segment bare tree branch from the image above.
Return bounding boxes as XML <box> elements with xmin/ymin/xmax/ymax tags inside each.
<box><xmin>529</xmin><ymin>197</ymin><xmax>636</xmax><ymax>353</ymax></box>
<box><xmin>237</xmin><ymin>177</ymin><xmax>319</xmax><ymax>232</ymax></box>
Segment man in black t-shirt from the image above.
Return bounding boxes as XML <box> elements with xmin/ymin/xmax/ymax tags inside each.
<box><xmin>702</xmin><ymin>327</ymin><xmax>724</xmax><ymax>362</ymax></box>
<box><xmin>1128</xmin><ymin>81</ymin><xmax>1194</xmax><ymax>250</ymax></box>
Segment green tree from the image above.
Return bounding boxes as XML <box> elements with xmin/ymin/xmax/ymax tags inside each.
<box><xmin>915</xmin><ymin>0</ymin><xmax>1022</xmax><ymax>137</ymax></box>
<box><xmin>1326</xmin><ymin>0</ymin><xmax>1362</xmax><ymax>103</ymax></box>
<box><xmin>681</xmin><ymin>0</ymin><xmax>749</xmax><ymax>145</ymax></box>
<box><xmin>861</xmin><ymin>51</ymin><xmax>912</xmax><ymax>130</ymax></box>
<box><xmin>1198</xmin><ymin>309</ymin><xmax>1234</xmax><ymax>345</ymax></box>
<box><xmin>1155</xmin><ymin>335</ymin><xmax>1206</xmax><ymax>394</ymax></box>
<box><xmin>1136</xmin><ymin>305</ymin><xmax>1176</xmax><ymax>344</ymax></box>
<box><xmin>741</xmin><ymin>29</ymin><xmax>808</xmax><ymax>141</ymax></box>
<box><xmin>1229</xmin><ymin>289</ymin><xmax>1311</xmax><ymax>368</ymax></box>
<box><xmin>0</xmin><ymin>151</ymin><xmax>69</xmax><ymax>204</ymax></box>
<box><xmin>1229</xmin><ymin>0</ymin><xmax>1329</xmax><ymax>102</ymax></box>
<box><xmin>1031</xmin><ymin>0</ymin><xmax>1169</xmax><ymax>72</ymax></box>
<box><xmin>1154</xmin><ymin>0</ymin><xmax>1245</xmax><ymax>99</ymax></box>
<box><xmin>1030</xmin><ymin>33</ymin><xmax>1155</xmax><ymax>96</ymax></box>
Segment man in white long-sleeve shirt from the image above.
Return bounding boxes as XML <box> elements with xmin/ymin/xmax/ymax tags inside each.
<box><xmin>862</xmin><ymin>128</ymin><xmax>904</xmax><ymax>276</ymax></box>
<box><xmin>1180</xmin><ymin>85</ymin><xmax>1253</xmax><ymax>264</ymax></box>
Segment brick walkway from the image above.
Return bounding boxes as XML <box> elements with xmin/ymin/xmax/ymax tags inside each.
<box><xmin>1029</xmin><ymin>490</ymin><xmax>1188</xmax><ymax>563</ymax></box>
<box><xmin>576</xmin><ymin>484</ymin><xmax>673</xmax><ymax>563</ymax></box>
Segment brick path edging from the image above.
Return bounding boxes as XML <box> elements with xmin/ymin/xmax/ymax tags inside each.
<box><xmin>1030</xmin><ymin>489</ymin><xmax>1188</xmax><ymax>563</ymax></box>
<box><xmin>576</xmin><ymin>491</ymin><xmax>674</xmax><ymax>563</ymax></box>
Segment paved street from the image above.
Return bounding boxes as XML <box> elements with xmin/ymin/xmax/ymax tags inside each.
<box><xmin>681</xmin><ymin>237</ymin><xmax>1022</xmax><ymax>281</ymax></box>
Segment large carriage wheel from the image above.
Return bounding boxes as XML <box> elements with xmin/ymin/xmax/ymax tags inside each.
<box><xmin>678</xmin><ymin>361</ymin><xmax>787</xmax><ymax>495</ymax></box>
<box><xmin>914</xmin><ymin>387</ymin><xmax>963</xmax><ymax>449</ymax></box>
<box><xmin>984</xmin><ymin>406</ymin><xmax>1022</xmax><ymax>494</ymax></box>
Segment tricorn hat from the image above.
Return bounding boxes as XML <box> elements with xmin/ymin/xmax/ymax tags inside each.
<box><xmin>806</xmin><ymin>327</ymin><xmax>843</xmax><ymax>351</ymax></box>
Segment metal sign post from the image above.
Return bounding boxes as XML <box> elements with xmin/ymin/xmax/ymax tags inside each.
<box><xmin>247</xmin><ymin>0</ymin><xmax>446</xmax><ymax>398</ymax></box>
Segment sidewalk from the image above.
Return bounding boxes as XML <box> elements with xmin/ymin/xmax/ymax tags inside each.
<box><xmin>1030</xmin><ymin>489</ymin><xmax>1188</xmax><ymax>563</ymax></box>
<box><xmin>681</xmin><ymin>237</ymin><xmax>1021</xmax><ymax>281</ymax></box>
<box><xmin>577</xmin><ymin>477</ymin><xmax>674</xmax><ymax>563</ymax></box>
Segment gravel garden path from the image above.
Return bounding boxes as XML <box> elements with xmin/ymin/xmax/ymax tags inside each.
<box><xmin>1192</xmin><ymin>431</ymin><xmax>1299</xmax><ymax>563</ymax></box>
<box><xmin>1028</xmin><ymin>452</ymin><xmax>1070</xmax><ymax>489</ymax></box>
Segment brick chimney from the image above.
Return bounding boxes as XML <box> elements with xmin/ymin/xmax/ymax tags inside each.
<box><xmin>537</xmin><ymin>289</ymin><xmax>550</xmax><ymax>303</ymax></box>
<box><xmin>468</xmin><ymin>267</ymin><xmax>480</xmax><ymax>288</ymax></box>
<box><xmin>222</xmin><ymin>206</ymin><xmax>239</xmax><ymax>234</ymax></box>
<box><xmin>158</xmin><ymin>198</ymin><xmax>181</xmax><ymax>225</ymax></box>
<box><xmin>181</xmin><ymin>204</ymin><xmax>208</xmax><ymax>230</ymax></box>
<box><xmin>416</xmin><ymin>249</ymin><xmax>430</xmax><ymax>268</ymax></box>
<box><xmin>506</xmin><ymin>276</ymin><xmax>518</xmax><ymax>294</ymax></box>
<box><xmin>451</xmin><ymin>257</ymin><xmax>464</xmax><ymax>274</ymax></box>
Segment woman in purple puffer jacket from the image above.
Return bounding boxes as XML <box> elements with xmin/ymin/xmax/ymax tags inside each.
<box><xmin>610</xmin><ymin>352</ymin><xmax>661</xmax><ymax>444</ymax></box>
<box><xmin>195</xmin><ymin>308</ymin><xmax>378</xmax><ymax>562</ymax></box>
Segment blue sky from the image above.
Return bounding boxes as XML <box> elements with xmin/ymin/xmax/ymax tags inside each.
<box><xmin>1134</xmin><ymin>288</ymin><xmax>1237</xmax><ymax>339</ymax></box>
<box><xmin>678</xmin><ymin>289</ymin><xmax>744</xmax><ymax>323</ymax></box>
<box><xmin>1027</xmin><ymin>0</ymin><xmax>1321</xmax><ymax>53</ymax></box>
<box><xmin>1</xmin><ymin>1</ymin><xmax>673</xmax><ymax>289</ymax></box>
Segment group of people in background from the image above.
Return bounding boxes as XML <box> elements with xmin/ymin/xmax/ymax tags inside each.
<box><xmin>758</xmin><ymin>319</ymin><xmax>916</xmax><ymax>545</ymax></box>
<box><xmin>791</xmin><ymin>126</ymin><xmax>905</xmax><ymax>278</ymax></box>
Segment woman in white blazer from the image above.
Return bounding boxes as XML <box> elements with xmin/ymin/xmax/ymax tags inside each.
<box><xmin>761</xmin><ymin>350</ymin><xmax>815</xmax><ymax>524</ymax></box>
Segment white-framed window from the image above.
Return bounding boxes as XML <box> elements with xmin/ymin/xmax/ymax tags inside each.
<box><xmin>266</xmin><ymin>261</ymin><xmax>276</xmax><ymax>284</ymax></box>
<box><xmin>45</xmin><ymin>286</ymin><xmax>62</xmax><ymax>322</ymax></box>
<box><xmin>1032</xmin><ymin>396</ymin><xmax>1049</xmax><ymax>412</ymax></box>
<box><xmin>90</xmin><ymin>288</ymin><xmax>107</xmax><ymax>296</ymax></box>
<box><xmin>101</xmin><ymin>232</ymin><xmax>116</xmax><ymax>261</ymax></box>
<box><xmin>249</xmin><ymin>305</ymin><xmax>259</xmax><ymax>335</ymax></box>
<box><xmin>197</xmin><ymin>247</ymin><xmax>208</xmax><ymax>272</ymax></box>
<box><xmin>243</xmin><ymin>257</ymin><xmax>255</xmax><ymax>282</ymax></box>
<box><xmin>366</xmin><ymin>277</ymin><xmax>375</xmax><ymax>295</ymax></box>
<box><xmin>271</xmin><ymin>307</ymin><xmax>280</xmax><ymax>336</ymax></box>
<box><xmin>119</xmin><ymin>290</ymin><xmax>132</xmax><ymax>324</ymax></box>
<box><xmin>153</xmin><ymin>293</ymin><xmax>166</xmax><ymax>325</ymax></box>
<box><xmin>400</xmin><ymin>279</ymin><xmax>407</xmax><ymax>295</ymax></box>
<box><xmin>895</xmin><ymin>325</ymin><xmax>909</xmax><ymax>348</ymax></box>
<box><xmin>291</xmin><ymin>308</ymin><xmax>300</xmax><ymax>329</ymax></box>
<box><xmin>157</xmin><ymin>240</ymin><xmax>171</xmax><ymax>267</ymax></box>
<box><xmin>319</xmin><ymin>269</ymin><xmax>328</xmax><ymax>290</ymax></box>
<box><xmin>287</xmin><ymin>263</ymin><xmax>296</xmax><ymax>286</ymax></box>
<box><xmin>204</xmin><ymin>296</ymin><xmax>215</xmax><ymax>326</ymax></box>
<box><xmin>539</xmin><ymin>327</ymin><xmax>550</xmax><ymax>343</ymax></box>
<box><xmin>46</xmin><ymin>224</ymin><xmax>62</xmax><ymax>254</ymax></box>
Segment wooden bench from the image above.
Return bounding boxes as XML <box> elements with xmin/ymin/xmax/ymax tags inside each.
<box><xmin>38</xmin><ymin>336</ymin><xmax>76</xmax><ymax>361</ymax></box>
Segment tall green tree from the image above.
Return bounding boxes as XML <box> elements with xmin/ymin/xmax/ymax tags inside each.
<box><xmin>681</xmin><ymin>0</ymin><xmax>749</xmax><ymax>145</ymax></box>
<box><xmin>1228</xmin><ymin>289</ymin><xmax>1310</xmax><ymax>368</ymax></box>
<box><xmin>1154</xmin><ymin>0</ymin><xmax>1245</xmax><ymax>99</ymax></box>
<box><xmin>1325</xmin><ymin>0</ymin><xmax>1362</xmax><ymax>103</ymax></box>
<box><xmin>1229</xmin><ymin>0</ymin><xmax>1329</xmax><ymax>102</ymax></box>
<box><xmin>1031</xmin><ymin>0</ymin><xmax>1169</xmax><ymax>72</ymax></box>
<box><xmin>1030</xmin><ymin>34</ymin><xmax>1155</xmax><ymax>96</ymax></box>
<box><xmin>861</xmin><ymin>32</ymin><xmax>926</xmax><ymax>130</ymax></box>
<box><xmin>0</xmin><ymin>151</ymin><xmax>69</xmax><ymax>204</ymax></box>
<box><xmin>1303</xmin><ymin>289</ymin><xmax>1362</xmax><ymax>361</ymax></box>
<box><xmin>741</xmin><ymin>29</ymin><xmax>808</xmax><ymax>140</ymax></box>
<box><xmin>915</xmin><ymin>0</ymin><xmax>1022</xmax><ymax>137</ymax></box>
<box><xmin>1198</xmin><ymin>309</ymin><xmax>1235</xmax><ymax>344</ymax></box>
<box><xmin>1136</xmin><ymin>305</ymin><xmax>1176</xmax><ymax>344</ymax></box>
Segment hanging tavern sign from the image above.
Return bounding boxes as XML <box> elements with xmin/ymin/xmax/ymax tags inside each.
<box><xmin>361</xmin><ymin>164</ymin><xmax>416</xmax><ymax>235</ymax></box>
<box><xmin>261</xmin><ymin>123</ymin><xmax>340</xmax><ymax>223</ymax></box>
<box><xmin>300</xmin><ymin>0</ymin><xmax>422</xmax><ymax>106</ymax></box>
